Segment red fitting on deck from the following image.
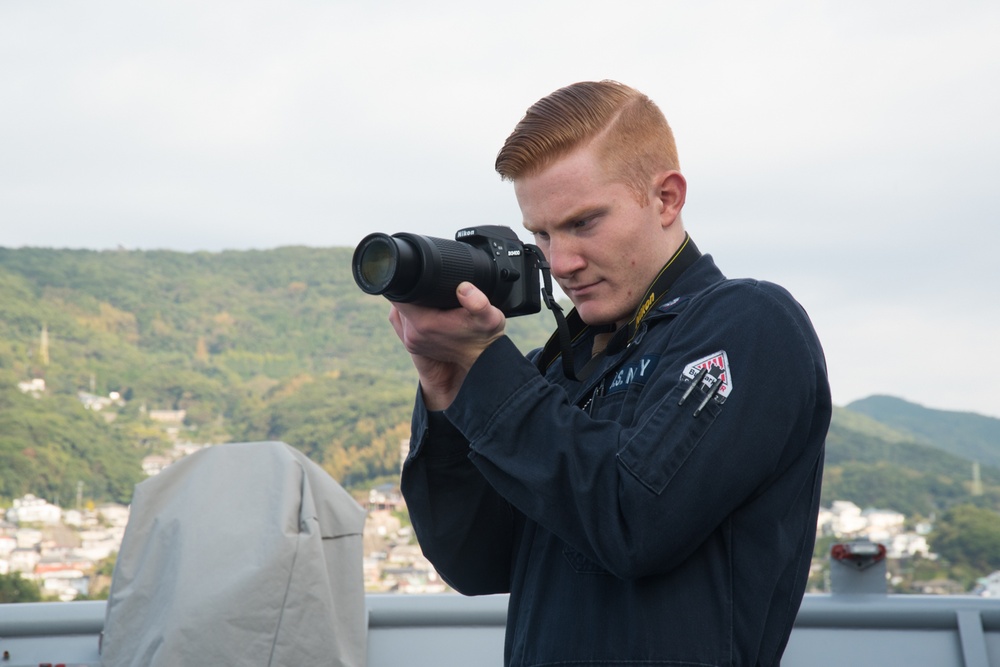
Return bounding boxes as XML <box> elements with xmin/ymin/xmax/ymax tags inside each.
<box><xmin>831</xmin><ymin>542</ymin><xmax>887</xmax><ymax>570</ymax></box>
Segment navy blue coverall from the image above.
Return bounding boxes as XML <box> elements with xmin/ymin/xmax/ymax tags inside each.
<box><xmin>401</xmin><ymin>249</ymin><xmax>832</xmax><ymax>666</ymax></box>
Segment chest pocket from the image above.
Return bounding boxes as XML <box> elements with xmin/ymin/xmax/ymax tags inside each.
<box><xmin>588</xmin><ymin>354</ymin><xmax>661</xmax><ymax>424</ymax></box>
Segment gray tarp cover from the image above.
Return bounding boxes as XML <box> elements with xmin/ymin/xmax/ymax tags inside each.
<box><xmin>100</xmin><ymin>441</ymin><xmax>368</xmax><ymax>666</ymax></box>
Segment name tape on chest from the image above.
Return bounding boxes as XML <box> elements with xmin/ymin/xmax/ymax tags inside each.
<box><xmin>605</xmin><ymin>355</ymin><xmax>660</xmax><ymax>395</ymax></box>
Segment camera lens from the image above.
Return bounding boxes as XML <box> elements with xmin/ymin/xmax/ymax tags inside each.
<box><xmin>352</xmin><ymin>232</ymin><xmax>497</xmax><ymax>309</ymax></box>
<box><xmin>353</xmin><ymin>233</ymin><xmax>420</xmax><ymax>296</ymax></box>
<box><xmin>359</xmin><ymin>243</ymin><xmax>391</xmax><ymax>287</ymax></box>
<box><xmin>356</xmin><ymin>237</ymin><xmax>399</xmax><ymax>291</ymax></box>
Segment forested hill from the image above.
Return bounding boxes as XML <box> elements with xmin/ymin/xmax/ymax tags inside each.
<box><xmin>1</xmin><ymin>246</ymin><xmax>999</xmax><ymax>523</ymax></box>
<box><xmin>0</xmin><ymin>246</ymin><xmax>555</xmax><ymax>504</ymax></box>
<box><xmin>846</xmin><ymin>395</ymin><xmax>1000</xmax><ymax>469</ymax></box>
<box><xmin>822</xmin><ymin>404</ymin><xmax>1000</xmax><ymax>518</ymax></box>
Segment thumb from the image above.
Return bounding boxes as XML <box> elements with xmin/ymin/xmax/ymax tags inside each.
<box><xmin>456</xmin><ymin>281</ymin><xmax>490</xmax><ymax>313</ymax></box>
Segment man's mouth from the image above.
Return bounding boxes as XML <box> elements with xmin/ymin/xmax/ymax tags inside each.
<box><xmin>564</xmin><ymin>280</ymin><xmax>601</xmax><ymax>298</ymax></box>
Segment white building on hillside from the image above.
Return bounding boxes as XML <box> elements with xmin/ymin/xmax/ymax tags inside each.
<box><xmin>817</xmin><ymin>500</ymin><xmax>867</xmax><ymax>536</ymax></box>
<box><xmin>974</xmin><ymin>571</ymin><xmax>1000</xmax><ymax>597</ymax></box>
<box><xmin>5</xmin><ymin>494</ymin><xmax>62</xmax><ymax>525</ymax></box>
<box><xmin>860</xmin><ymin>508</ymin><xmax>906</xmax><ymax>543</ymax></box>
<box><xmin>17</xmin><ymin>378</ymin><xmax>46</xmax><ymax>397</ymax></box>
<box><xmin>96</xmin><ymin>503</ymin><xmax>130</xmax><ymax>529</ymax></box>
<box><xmin>888</xmin><ymin>532</ymin><xmax>930</xmax><ymax>559</ymax></box>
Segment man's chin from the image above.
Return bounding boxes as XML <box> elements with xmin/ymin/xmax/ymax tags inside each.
<box><xmin>574</xmin><ymin>303</ymin><xmax>619</xmax><ymax>328</ymax></box>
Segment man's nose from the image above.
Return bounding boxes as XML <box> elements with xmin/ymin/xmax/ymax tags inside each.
<box><xmin>547</xmin><ymin>237</ymin><xmax>586</xmax><ymax>279</ymax></box>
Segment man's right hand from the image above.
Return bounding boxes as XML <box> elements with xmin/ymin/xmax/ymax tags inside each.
<box><xmin>388</xmin><ymin>282</ymin><xmax>506</xmax><ymax>411</ymax></box>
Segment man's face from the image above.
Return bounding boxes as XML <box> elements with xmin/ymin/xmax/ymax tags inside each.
<box><xmin>514</xmin><ymin>144</ymin><xmax>678</xmax><ymax>328</ymax></box>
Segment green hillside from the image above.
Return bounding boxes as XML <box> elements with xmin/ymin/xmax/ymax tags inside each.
<box><xmin>847</xmin><ymin>395</ymin><xmax>1000</xmax><ymax>469</ymax></box>
<box><xmin>3</xmin><ymin>246</ymin><xmax>1000</xmax><ymax>522</ymax></box>
<box><xmin>0</xmin><ymin>246</ymin><xmax>557</xmax><ymax>504</ymax></box>
<box><xmin>6</xmin><ymin>244</ymin><xmax>1000</xmax><ymax>593</ymax></box>
<box><xmin>822</xmin><ymin>406</ymin><xmax>1000</xmax><ymax>517</ymax></box>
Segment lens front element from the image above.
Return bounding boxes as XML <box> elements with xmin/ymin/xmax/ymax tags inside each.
<box><xmin>358</xmin><ymin>240</ymin><xmax>395</xmax><ymax>292</ymax></box>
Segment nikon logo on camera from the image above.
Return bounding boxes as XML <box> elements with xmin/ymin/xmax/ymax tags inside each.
<box><xmin>456</xmin><ymin>229</ymin><xmax>476</xmax><ymax>238</ymax></box>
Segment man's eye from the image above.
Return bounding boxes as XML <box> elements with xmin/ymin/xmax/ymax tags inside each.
<box><xmin>533</xmin><ymin>231</ymin><xmax>550</xmax><ymax>241</ymax></box>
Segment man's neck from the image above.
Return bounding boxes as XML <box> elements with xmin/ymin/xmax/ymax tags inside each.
<box><xmin>592</xmin><ymin>329</ymin><xmax>616</xmax><ymax>358</ymax></box>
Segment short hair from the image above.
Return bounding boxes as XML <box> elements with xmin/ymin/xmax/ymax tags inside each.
<box><xmin>495</xmin><ymin>80</ymin><xmax>680</xmax><ymax>203</ymax></box>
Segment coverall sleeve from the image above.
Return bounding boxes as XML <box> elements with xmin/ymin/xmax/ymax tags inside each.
<box><xmin>401</xmin><ymin>391</ymin><xmax>517</xmax><ymax>594</ymax></box>
<box><xmin>441</xmin><ymin>281</ymin><xmax>827</xmax><ymax>580</ymax></box>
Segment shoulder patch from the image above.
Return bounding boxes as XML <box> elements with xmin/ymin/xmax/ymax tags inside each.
<box><xmin>681</xmin><ymin>351</ymin><xmax>733</xmax><ymax>399</ymax></box>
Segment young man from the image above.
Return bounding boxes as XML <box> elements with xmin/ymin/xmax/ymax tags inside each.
<box><xmin>392</xmin><ymin>80</ymin><xmax>831</xmax><ymax>666</ymax></box>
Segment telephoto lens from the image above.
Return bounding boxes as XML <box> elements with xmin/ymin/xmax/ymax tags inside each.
<box><xmin>352</xmin><ymin>232</ymin><xmax>496</xmax><ymax>310</ymax></box>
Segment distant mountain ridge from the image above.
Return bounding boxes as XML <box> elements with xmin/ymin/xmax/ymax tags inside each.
<box><xmin>822</xmin><ymin>398</ymin><xmax>1000</xmax><ymax>517</ymax></box>
<box><xmin>846</xmin><ymin>395</ymin><xmax>1000</xmax><ymax>470</ymax></box>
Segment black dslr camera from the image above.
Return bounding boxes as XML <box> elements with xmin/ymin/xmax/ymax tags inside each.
<box><xmin>352</xmin><ymin>225</ymin><xmax>542</xmax><ymax>317</ymax></box>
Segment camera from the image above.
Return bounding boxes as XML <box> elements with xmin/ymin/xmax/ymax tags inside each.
<box><xmin>352</xmin><ymin>225</ymin><xmax>542</xmax><ymax>317</ymax></box>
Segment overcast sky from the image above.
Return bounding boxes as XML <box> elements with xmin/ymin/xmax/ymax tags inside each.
<box><xmin>2</xmin><ymin>1</ymin><xmax>999</xmax><ymax>419</ymax></box>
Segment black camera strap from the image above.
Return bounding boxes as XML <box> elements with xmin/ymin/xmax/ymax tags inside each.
<box><xmin>527</xmin><ymin>246</ymin><xmax>585</xmax><ymax>382</ymax></box>
<box><xmin>603</xmin><ymin>233</ymin><xmax>700</xmax><ymax>356</ymax></box>
<box><xmin>533</xmin><ymin>234</ymin><xmax>701</xmax><ymax>382</ymax></box>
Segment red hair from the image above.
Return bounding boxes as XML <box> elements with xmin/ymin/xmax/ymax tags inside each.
<box><xmin>495</xmin><ymin>80</ymin><xmax>679</xmax><ymax>203</ymax></box>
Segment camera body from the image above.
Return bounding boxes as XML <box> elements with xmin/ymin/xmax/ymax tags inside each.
<box><xmin>352</xmin><ymin>225</ymin><xmax>542</xmax><ymax>317</ymax></box>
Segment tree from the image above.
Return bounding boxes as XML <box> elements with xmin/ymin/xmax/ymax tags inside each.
<box><xmin>0</xmin><ymin>571</ymin><xmax>42</xmax><ymax>603</ymax></box>
<box><xmin>930</xmin><ymin>504</ymin><xmax>1000</xmax><ymax>574</ymax></box>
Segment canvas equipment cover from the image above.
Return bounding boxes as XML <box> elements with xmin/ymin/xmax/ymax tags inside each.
<box><xmin>101</xmin><ymin>441</ymin><xmax>367</xmax><ymax>666</ymax></box>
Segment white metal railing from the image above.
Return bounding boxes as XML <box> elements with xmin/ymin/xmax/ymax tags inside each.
<box><xmin>1</xmin><ymin>593</ymin><xmax>999</xmax><ymax>666</ymax></box>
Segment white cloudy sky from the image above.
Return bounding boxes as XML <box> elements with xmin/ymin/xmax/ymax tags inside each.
<box><xmin>2</xmin><ymin>1</ymin><xmax>999</xmax><ymax>418</ymax></box>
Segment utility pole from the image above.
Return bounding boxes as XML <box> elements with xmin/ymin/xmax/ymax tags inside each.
<box><xmin>39</xmin><ymin>324</ymin><xmax>50</xmax><ymax>366</ymax></box>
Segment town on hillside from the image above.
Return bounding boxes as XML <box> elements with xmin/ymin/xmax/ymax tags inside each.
<box><xmin>1</xmin><ymin>437</ymin><xmax>447</xmax><ymax>600</ymax></box>
<box><xmin>5</xmin><ymin>437</ymin><xmax>1000</xmax><ymax>601</ymax></box>
<box><xmin>5</xmin><ymin>380</ymin><xmax>1000</xmax><ymax>600</ymax></box>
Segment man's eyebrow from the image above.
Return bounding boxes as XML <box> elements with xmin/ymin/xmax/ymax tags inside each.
<box><xmin>524</xmin><ymin>206</ymin><xmax>609</xmax><ymax>233</ymax></box>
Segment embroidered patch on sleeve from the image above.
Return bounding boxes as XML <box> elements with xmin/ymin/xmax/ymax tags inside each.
<box><xmin>681</xmin><ymin>351</ymin><xmax>733</xmax><ymax>399</ymax></box>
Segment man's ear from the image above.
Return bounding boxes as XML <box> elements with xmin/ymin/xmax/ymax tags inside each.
<box><xmin>653</xmin><ymin>170</ymin><xmax>686</xmax><ymax>228</ymax></box>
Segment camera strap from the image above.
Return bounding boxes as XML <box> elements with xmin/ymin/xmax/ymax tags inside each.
<box><xmin>603</xmin><ymin>233</ymin><xmax>700</xmax><ymax>356</ymax></box>
<box><xmin>532</xmin><ymin>234</ymin><xmax>701</xmax><ymax>382</ymax></box>
<box><xmin>527</xmin><ymin>246</ymin><xmax>585</xmax><ymax>382</ymax></box>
